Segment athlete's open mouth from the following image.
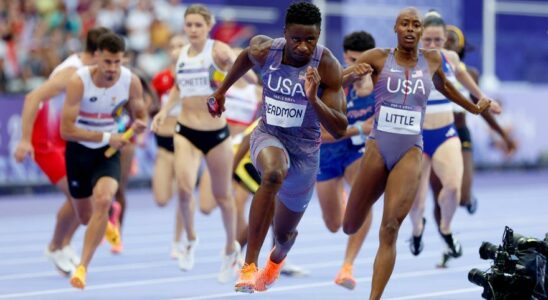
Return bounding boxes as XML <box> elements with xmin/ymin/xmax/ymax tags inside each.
<box><xmin>404</xmin><ymin>35</ymin><xmax>415</xmax><ymax>42</ymax></box>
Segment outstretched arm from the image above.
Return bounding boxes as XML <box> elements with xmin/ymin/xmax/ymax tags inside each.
<box><xmin>151</xmin><ymin>86</ymin><xmax>180</xmax><ymax>132</ymax></box>
<box><xmin>214</xmin><ymin>41</ymin><xmax>258</xmax><ymax>84</ymax></box>
<box><xmin>465</xmin><ymin>67</ymin><xmax>516</xmax><ymax>154</ymax></box>
<box><xmin>14</xmin><ymin>67</ymin><xmax>76</xmax><ymax>162</ymax></box>
<box><xmin>210</xmin><ymin>35</ymin><xmax>272</xmax><ymax>117</ymax></box>
<box><xmin>447</xmin><ymin>50</ymin><xmax>501</xmax><ymax>114</ymax></box>
<box><xmin>429</xmin><ymin>51</ymin><xmax>489</xmax><ymax>115</ymax></box>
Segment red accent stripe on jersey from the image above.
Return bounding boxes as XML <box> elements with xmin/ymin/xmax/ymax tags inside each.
<box><xmin>79</xmin><ymin>111</ymin><xmax>114</xmax><ymax>120</ymax></box>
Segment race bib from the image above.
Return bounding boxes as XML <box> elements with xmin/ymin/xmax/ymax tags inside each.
<box><xmin>377</xmin><ymin>103</ymin><xmax>421</xmax><ymax>135</ymax></box>
<box><xmin>264</xmin><ymin>96</ymin><xmax>306</xmax><ymax>128</ymax></box>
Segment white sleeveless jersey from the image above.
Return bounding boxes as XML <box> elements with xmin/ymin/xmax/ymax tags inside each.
<box><xmin>224</xmin><ymin>84</ymin><xmax>259</xmax><ymax>125</ymax></box>
<box><xmin>175</xmin><ymin>39</ymin><xmax>225</xmax><ymax>98</ymax></box>
<box><xmin>75</xmin><ymin>66</ymin><xmax>132</xmax><ymax>149</ymax></box>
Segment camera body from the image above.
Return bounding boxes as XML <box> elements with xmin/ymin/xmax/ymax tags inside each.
<box><xmin>468</xmin><ymin>226</ymin><xmax>548</xmax><ymax>300</ymax></box>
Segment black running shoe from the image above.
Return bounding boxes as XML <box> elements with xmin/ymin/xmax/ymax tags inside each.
<box><xmin>466</xmin><ymin>197</ymin><xmax>478</xmax><ymax>214</ymax></box>
<box><xmin>437</xmin><ymin>239</ymin><xmax>463</xmax><ymax>268</ymax></box>
<box><xmin>409</xmin><ymin>218</ymin><xmax>426</xmax><ymax>256</ymax></box>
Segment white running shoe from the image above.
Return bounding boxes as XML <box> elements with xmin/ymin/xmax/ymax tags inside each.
<box><xmin>281</xmin><ymin>259</ymin><xmax>310</xmax><ymax>277</ymax></box>
<box><xmin>171</xmin><ymin>241</ymin><xmax>181</xmax><ymax>260</ymax></box>
<box><xmin>45</xmin><ymin>247</ymin><xmax>75</xmax><ymax>276</ymax></box>
<box><xmin>218</xmin><ymin>241</ymin><xmax>241</xmax><ymax>284</ymax></box>
<box><xmin>62</xmin><ymin>245</ymin><xmax>81</xmax><ymax>266</ymax></box>
<box><xmin>178</xmin><ymin>238</ymin><xmax>198</xmax><ymax>271</ymax></box>
<box><xmin>236</xmin><ymin>250</ymin><xmax>245</xmax><ymax>269</ymax></box>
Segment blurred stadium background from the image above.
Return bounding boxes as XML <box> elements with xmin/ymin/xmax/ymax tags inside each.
<box><xmin>0</xmin><ymin>0</ymin><xmax>547</xmax><ymax>192</ymax></box>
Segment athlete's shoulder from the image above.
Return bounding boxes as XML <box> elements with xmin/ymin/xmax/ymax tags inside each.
<box><xmin>212</xmin><ymin>39</ymin><xmax>232</xmax><ymax>57</ymax></box>
<box><xmin>318</xmin><ymin>48</ymin><xmax>343</xmax><ymax>87</ymax></box>
<box><xmin>356</xmin><ymin>48</ymin><xmax>389</xmax><ymax>64</ymax></box>
<box><xmin>318</xmin><ymin>47</ymin><xmax>341</xmax><ymax>71</ymax></box>
<box><xmin>440</xmin><ymin>49</ymin><xmax>460</xmax><ymax>65</ymax></box>
<box><xmin>421</xmin><ymin>48</ymin><xmax>442</xmax><ymax>62</ymax></box>
<box><xmin>247</xmin><ymin>35</ymin><xmax>274</xmax><ymax>67</ymax></box>
<box><xmin>49</xmin><ymin>65</ymin><xmax>79</xmax><ymax>82</ymax></box>
<box><xmin>249</xmin><ymin>35</ymin><xmax>273</xmax><ymax>57</ymax></box>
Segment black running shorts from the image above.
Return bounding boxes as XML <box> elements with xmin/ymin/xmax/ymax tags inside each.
<box><xmin>65</xmin><ymin>141</ymin><xmax>121</xmax><ymax>199</ymax></box>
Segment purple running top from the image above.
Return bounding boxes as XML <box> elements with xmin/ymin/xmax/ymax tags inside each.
<box><xmin>256</xmin><ymin>38</ymin><xmax>325</xmax><ymax>155</ymax></box>
<box><xmin>370</xmin><ymin>48</ymin><xmax>433</xmax><ymax>170</ymax></box>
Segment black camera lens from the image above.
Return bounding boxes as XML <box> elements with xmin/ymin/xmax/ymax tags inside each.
<box><xmin>468</xmin><ymin>268</ymin><xmax>488</xmax><ymax>287</ymax></box>
<box><xmin>479</xmin><ymin>242</ymin><xmax>498</xmax><ymax>260</ymax></box>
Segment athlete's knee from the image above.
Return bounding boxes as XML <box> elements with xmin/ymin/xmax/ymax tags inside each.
<box><xmin>75</xmin><ymin>207</ymin><xmax>92</xmax><ymax>225</ymax></box>
<box><xmin>93</xmin><ymin>193</ymin><xmax>113</xmax><ymax>214</ymax></box>
<box><xmin>154</xmin><ymin>196</ymin><xmax>170</xmax><ymax>207</ymax></box>
<box><xmin>442</xmin><ymin>180</ymin><xmax>461</xmax><ymax>199</ymax></box>
<box><xmin>261</xmin><ymin>168</ymin><xmax>286</xmax><ymax>189</ymax></box>
<box><xmin>379</xmin><ymin>219</ymin><xmax>402</xmax><ymax>245</ymax></box>
<box><xmin>324</xmin><ymin>215</ymin><xmax>342</xmax><ymax>233</ymax></box>
<box><xmin>274</xmin><ymin>229</ymin><xmax>298</xmax><ymax>249</ymax></box>
<box><xmin>78</xmin><ymin>213</ymin><xmax>91</xmax><ymax>225</ymax></box>
<box><xmin>343</xmin><ymin>211</ymin><xmax>367</xmax><ymax>235</ymax></box>
<box><xmin>177</xmin><ymin>186</ymin><xmax>193</xmax><ymax>202</ymax></box>
<box><xmin>343</xmin><ymin>218</ymin><xmax>360</xmax><ymax>235</ymax></box>
<box><xmin>213</xmin><ymin>196</ymin><xmax>233</xmax><ymax>212</ymax></box>
<box><xmin>199</xmin><ymin>202</ymin><xmax>216</xmax><ymax>215</ymax></box>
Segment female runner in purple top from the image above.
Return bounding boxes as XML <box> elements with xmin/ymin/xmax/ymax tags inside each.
<box><xmin>209</xmin><ymin>2</ymin><xmax>348</xmax><ymax>293</ymax></box>
<box><xmin>341</xmin><ymin>7</ymin><xmax>492</xmax><ymax>300</ymax></box>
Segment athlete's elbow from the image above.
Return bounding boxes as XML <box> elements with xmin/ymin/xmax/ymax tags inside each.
<box><xmin>332</xmin><ymin>121</ymin><xmax>348</xmax><ymax>139</ymax></box>
<box><xmin>23</xmin><ymin>93</ymin><xmax>40</xmax><ymax>108</ymax></box>
<box><xmin>60</xmin><ymin>129</ymin><xmax>70</xmax><ymax>141</ymax></box>
<box><xmin>331</xmin><ymin>127</ymin><xmax>347</xmax><ymax>139</ymax></box>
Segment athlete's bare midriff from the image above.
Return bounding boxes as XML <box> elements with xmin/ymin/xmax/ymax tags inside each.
<box><xmin>423</xmin><ymin>111</ymin><xmax>454</xmax><ymax>129</ymax></box>
<box><xmin>155</xmin><ymin>116</ymin><xmax>178</xmax><ymax>137</ymax></box>
<box><xmin>177</xmin><ymin>95</ymin><xmax>227</xmax><ymax>130</ymax></box>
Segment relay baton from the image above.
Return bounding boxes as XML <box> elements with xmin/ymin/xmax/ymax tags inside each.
<box><xmin>104</xmin><ymin>128</ymin><xmax>135</xmax><ymax>158</ymax></box>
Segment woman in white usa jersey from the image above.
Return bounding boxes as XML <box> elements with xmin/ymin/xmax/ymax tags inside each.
<box><xmin>151</xmin><ymin>4</ymin><xmax>257</xmax><ymax>284</ymax></box>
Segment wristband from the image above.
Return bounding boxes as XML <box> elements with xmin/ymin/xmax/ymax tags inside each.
<box><xmin>102</xmin><ymin>132</ymin><xmax>112</xmax><ymax>144</ymax></box>
<box><xmin>354</xmin><ymin>122</ymin><xmax>367</xmax><ymax>139</ymax></box>
<box><xmin>356</xmin><ymin>123</ymin><xmax>365</xmax><ymax>138</ymax></box>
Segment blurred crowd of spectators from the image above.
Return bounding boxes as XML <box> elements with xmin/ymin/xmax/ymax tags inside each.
<box><xmin>0</xmin><ymin>0</ymin><xmax>256</xmax><ymax>93</ymax></box>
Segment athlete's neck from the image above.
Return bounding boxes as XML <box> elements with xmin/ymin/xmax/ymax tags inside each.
<box><xmin>188</xmin><ymin>40</ymin><xmax>207</xmax><ymax>57</ymax></box>
<box><xmin>91</xmin><ymin>66</ymin><xmax>121</xmax><ymax>88</ymax></box>
<box><xmin>394</xmin><ymin>47</ymin><xmax>418</xmax><ymax>66</ymax></box>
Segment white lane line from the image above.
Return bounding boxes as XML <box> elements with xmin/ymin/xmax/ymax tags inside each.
<box><xmin>2</xmin><ymin>221</ymin><xmax>544</xmax><ymax>268</ymax></box>
<box><xmin>0</xmin><ymin>239</ymin><xmax>490</xmax><ymax>281</ymax></box>
<box><xmin>0</xmin><ymin>251</ymin><xmax>486</xmax><ymax>298</ymax></box>
<box><xmin>384</xmin><ymin>287</ymin><xmax>482</xmax><ymax>300</ymax></box>
<box><xmin>171</xmin><ymin>265</ymin><xmax>479</xmax><ymax>300</ymax></box>
<box><xmin>0</xmin><ymin>274</ymin><xmax>217</xmax><ymax>299</ymax></box>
